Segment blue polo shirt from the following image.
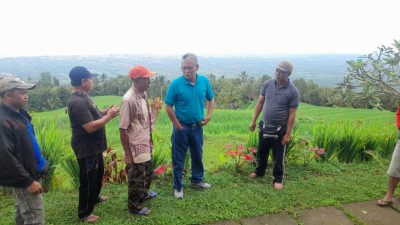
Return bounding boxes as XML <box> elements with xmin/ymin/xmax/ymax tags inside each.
<box><xmin>165</xmin><ymin>74</ymin><xmax>214</xmax><ymax>125</ymax></box>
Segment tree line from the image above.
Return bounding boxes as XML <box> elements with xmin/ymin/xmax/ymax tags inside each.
<box><xmin>26</xmin><ymin>40</ymin><xmax>400</xmax><ymax>112</ymax></box>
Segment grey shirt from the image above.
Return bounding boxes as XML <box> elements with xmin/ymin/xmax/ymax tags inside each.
<box><xmin>261</xmin><ymin>79</ymin><xmax>300</xmax><ymax>126</ymax></box>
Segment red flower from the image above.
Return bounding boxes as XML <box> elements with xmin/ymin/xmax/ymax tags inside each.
<box><xmin>317</xmin><ymin>148</ymin><xmax>325</xmax><ymax>155</ymax></box>
<box><xmin>242</xmin><ymin>154</ymin><xmax>254</xmax><ymax>161</ymax></box>
<box><xmin>248</xmin><ymin>147</ymin><xmax>257</xmax><ymax>153</ymax></box>
<box><xmin>226</xmin><ymin>150</ymin><xmax>240</xmax><ymax>156</ymax></box>
<box><xmin>238</xmin><ymin>145</ymin><xmax>245</xmax><ymax>151</ymax></box>
<box><xmin>154</xmin><ymin>164</ymin><xmax>167</xmax><ymax>175</ymax></box>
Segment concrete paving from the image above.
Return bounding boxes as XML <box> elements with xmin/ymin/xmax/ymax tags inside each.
<box><xmin>206</xmin><ymin>200</ymin><xmax>400</xmax><ymax>225</ymax></box>
<box><xmin>208</xmin><ymin>220</ymin><xmax>240</xmax><ymax>225</ymax></box>
<box><xmin>343</xmin><ymin>200</ymin><xmax>400</xmax><ymax>225</ymax></box>
<box><xmin>299</xmin><ymin>206</ymin><xmax>353</xmax><ymax>225</ymax></box>
<box><xmin>241</xmin><ymin>213</ymin><xmax>297</xmax><ymax>225</ymax></box>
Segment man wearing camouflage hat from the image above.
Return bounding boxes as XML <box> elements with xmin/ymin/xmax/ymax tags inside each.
<box><xmin>249</xmin><ymin>61</ymin><xmax>300</xmax><ymax>190</ymax></box>
<box><xmin>0</xmin><ymin>76</ymin><xmax>48</xmax><ymax>225</ymax></box>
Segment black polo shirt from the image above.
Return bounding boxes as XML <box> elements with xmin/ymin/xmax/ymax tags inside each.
<box><xmin>68</xmin><ymin>92</ymin><xmax>107</xmax><ymax>159</ymax></box>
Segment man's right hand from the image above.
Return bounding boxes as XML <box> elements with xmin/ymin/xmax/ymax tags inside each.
<box><xmin>175</xmin><ymin>123</ymin><xmax>184</xmax><ymax>130</ymax></box>
<box><xmin>106</xmin><ymin>106</ymin><xmax>119</xmax><ymax>118</ymax></box>
<box><xmin>249</xmin><ymin>121</ymin><xmax>256</xmax><ymax>132</ymax></box>
<box><xmin>26</xmin><ymin>181</ymin><xmax>43</xmax><ymax>194</ymax></box>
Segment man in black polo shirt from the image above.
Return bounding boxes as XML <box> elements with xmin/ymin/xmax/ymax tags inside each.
<box><xmin>249</xmin><ymin>61</ymin><xmax>300</xmax><ymax>190</ymax></box>
<box><xmin>67</xmin><ymin>66</ymin><xmax>119</xmax><ymax>223</ymax></box>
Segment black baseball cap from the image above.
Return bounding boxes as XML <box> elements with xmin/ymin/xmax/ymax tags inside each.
<box><xmin>69</xmin><ymin>66</ymin><xmax>98</xmax><ymax>86</ymax></box>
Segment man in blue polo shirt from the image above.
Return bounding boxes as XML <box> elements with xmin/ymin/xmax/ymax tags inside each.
<box><xmin>165</xmin><ymin>53</ymin><xmax>215</xmax><ymax>199</ymax></box>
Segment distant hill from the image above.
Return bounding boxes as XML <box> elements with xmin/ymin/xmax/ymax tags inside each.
<box><xmin>0</xmin><ymin>54</ymin><xmax>360</xmax><ymax>86</ymax></box>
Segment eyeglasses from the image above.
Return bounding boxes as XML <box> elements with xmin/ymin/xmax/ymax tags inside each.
<box><xmin>181</xmin><ymin>66</ymin><xmax>195</xmax><ymax>71</ymax></box>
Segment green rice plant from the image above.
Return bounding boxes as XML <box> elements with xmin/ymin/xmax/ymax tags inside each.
<box><xmin>152</xmin><ymin>133</ymin><xmax>170</xmax><ymax>171</ymax></box>
<box><xmin>246</xmin><ymin>131</ymin><xmax>258</xmax><ymax>149</ymax></box>
<box><xmin>336</xmin><ymin>124</ymin><xmax>371</xmax><ymax>163</ymax></box>
<box><xmin>285</xmin><ymin>126</ymin><xmax>299</xmax><ymax>163</ymax></box>
<box><xmin>35</xmin><ymin>119</ymin><xmax>68</xmax><ymax>191</ymax></box>
<box><xmin>311</xmin><ymin>122</ymin><xmax>339</xmax><ymax>160</ymax></box>
<box><xmin>374</xmin><ymin>132</ymin><xmax>397</xmax><ymax>159</ymax></box>
<box><xmin>60</xmin><ymin>154</ymin><xmax>80</xmax><ymax>190</ymax></box>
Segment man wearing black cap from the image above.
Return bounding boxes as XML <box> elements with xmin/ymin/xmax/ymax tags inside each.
<box><xmin>249</xmin><ymin>61</ymin><xmax>300</xmax><ymax>190</ymax></box>
<box><xmin>0</xmin><ymin>76</ymin><xmax>48</xmax><ymax>225</ymax></box>
<box><xmin>67</xmin><ymin>66</ymin><xmax>119</xmax><ymax>223</ymax></box>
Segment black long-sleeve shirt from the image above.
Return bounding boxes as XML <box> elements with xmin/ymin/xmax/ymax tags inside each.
<box><xmin>0</xmin><ymin>104</ymin><xmax>38</xmax><ymax>188</ymax></box>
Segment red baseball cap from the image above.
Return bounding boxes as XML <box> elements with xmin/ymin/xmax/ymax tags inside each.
<box><xmin>128</xmin><ymin>65</ymin><xmax>155</xmax><ymax>79</ymax></box>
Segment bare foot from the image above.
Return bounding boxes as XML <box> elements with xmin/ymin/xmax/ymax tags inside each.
<box><xmin>274</xmin><ymin>183</ymin><xmax>284</xmax><ymax>190</ymax></box>
<box><xmin>249</xmin><ymin>172</ymin><xmax>257</xmax><ymax>178</ymax></box>
<box><xmin>84</xmin><ymin>214</ymin><xmax>99</xmax><ymax>223</ymax></box>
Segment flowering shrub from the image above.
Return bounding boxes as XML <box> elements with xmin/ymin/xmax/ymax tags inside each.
<box><xmin>103</xmin><ymin>147</ymin><xmax>127</xmax><ymax>184</ymax></box>
<box><xmin>224</xmin><ymin>143</ymin><xmax>256</xmax><ymax>171</ymax></box>
<box><xmin>303</xmin><ymin>146</ymin><xmax>326</xmax><ymax>166</ymax></box>
<box><xmin>153</xmin><ymin>164</ymin><xmax>168</xmax><ymax>175</ymax></box>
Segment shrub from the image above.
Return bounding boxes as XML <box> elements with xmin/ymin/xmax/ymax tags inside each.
<box><xmin>35</xmin><ymin>119</ymin><xmax>67</xmax><ymax>191</ymax></box>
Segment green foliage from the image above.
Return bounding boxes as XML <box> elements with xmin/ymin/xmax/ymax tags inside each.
<box><xmin>152</xmin><ymin>133</ymin><xmax>170</xmax><ymax>170</ymax></box>
<box><xmin>35</xmin><ymin>119</ymin><xmax>68</xmax><ymax>191</ymax></box>
<box><xmin>216</xmin><ymin>80</ymin><xmax>244</xmax><ymax>109</ymax></box>
<box><xmin>343</xmin><ymin>40</ymin><xmax>400</xmax><ymax>110</ymax></box>
<box><xmin>60</xmin><ymin>154</ymin><xmax>80</xmax><ymax>190</ymax></box>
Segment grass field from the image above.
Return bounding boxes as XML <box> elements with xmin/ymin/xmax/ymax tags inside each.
<box><xmin>0</xmin><ymin>96</ymin><xmax>397</xmax><ymax>225</ymax></box>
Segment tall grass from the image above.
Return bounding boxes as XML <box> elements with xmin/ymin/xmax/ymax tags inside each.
<box><xmin>308</xmin><ymin>121</ymin><xmax>396</xmax><ymax>163</ymax></box>
<box><xmin>35</xmin><ymin>119</ymin><xmax>68</xmax><ymax>191</ymax></box>
<box><xmin>60</xmin><ymin>154</ymin><xmax>80</xmax><ymax>190</ymax></box>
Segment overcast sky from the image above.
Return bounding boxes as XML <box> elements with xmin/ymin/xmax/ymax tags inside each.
<box><xmin>0</xmin><ymin>0</ymin><xmax>399</xmax><ymax>57</ymax></box>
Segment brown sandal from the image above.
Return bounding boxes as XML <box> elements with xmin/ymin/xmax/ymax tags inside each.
<box><xmin>376</xmin><ymin>199</ymin><xmax>393</xmax><ymax>207</ymax></box>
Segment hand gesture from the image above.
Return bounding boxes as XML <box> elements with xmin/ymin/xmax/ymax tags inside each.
<box><xmin>107</xmin><ymin>106</ymin><xmax>120</xmax><ymax>118</ymax></box>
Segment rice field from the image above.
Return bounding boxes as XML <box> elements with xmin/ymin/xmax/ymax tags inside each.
<box><xmin>29</xmin><ymin>95</ymin><xmax>397</xmax><ymax>189</ymax></box>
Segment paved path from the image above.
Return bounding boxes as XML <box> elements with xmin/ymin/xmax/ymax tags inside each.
<box><xmin>207</xmin><ymin>199</ymin><xmax>400</xmax><ymax>225</ymax></box>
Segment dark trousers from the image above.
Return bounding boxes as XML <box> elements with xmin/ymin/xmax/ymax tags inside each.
<box><xmin>77</xmin><ymin>153</ymin><xmax>104</xmax><ymax>219</ymax></box>
<box><xmin>171</xmin><ymin>125</ymin><xmax>204</xmax><ymax>191</ymax></box>
<box><xmin>255</xmin><ymin>131</ymin><xmax>286</xmax><ymax>183</ymax></box>
<box><xmin>128</xmin><ymin>160</ymin><xmax>154</xmax><ymax>212</ymax></box>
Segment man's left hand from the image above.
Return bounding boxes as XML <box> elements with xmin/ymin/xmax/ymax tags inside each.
<box><xmin>200</xmin><ymin>116</ymin><xmax>211</xmax><ymax>126</ymax></box>
<box><xmin>281</xmin><ymin>133</ymin><xmax>291</xmax><ymax>145</ymax></box>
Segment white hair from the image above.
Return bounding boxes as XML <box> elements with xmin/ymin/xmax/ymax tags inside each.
<box><xmin>181</xmin><ymin>53</ymin><xmax>198</xmax><ymax>66</ymax></box>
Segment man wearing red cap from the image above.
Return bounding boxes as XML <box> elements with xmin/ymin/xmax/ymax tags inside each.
<box><xmin>119</xmin><ymin>65</ymin><xmax>159</xmax><ymax>215</ymax></box>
